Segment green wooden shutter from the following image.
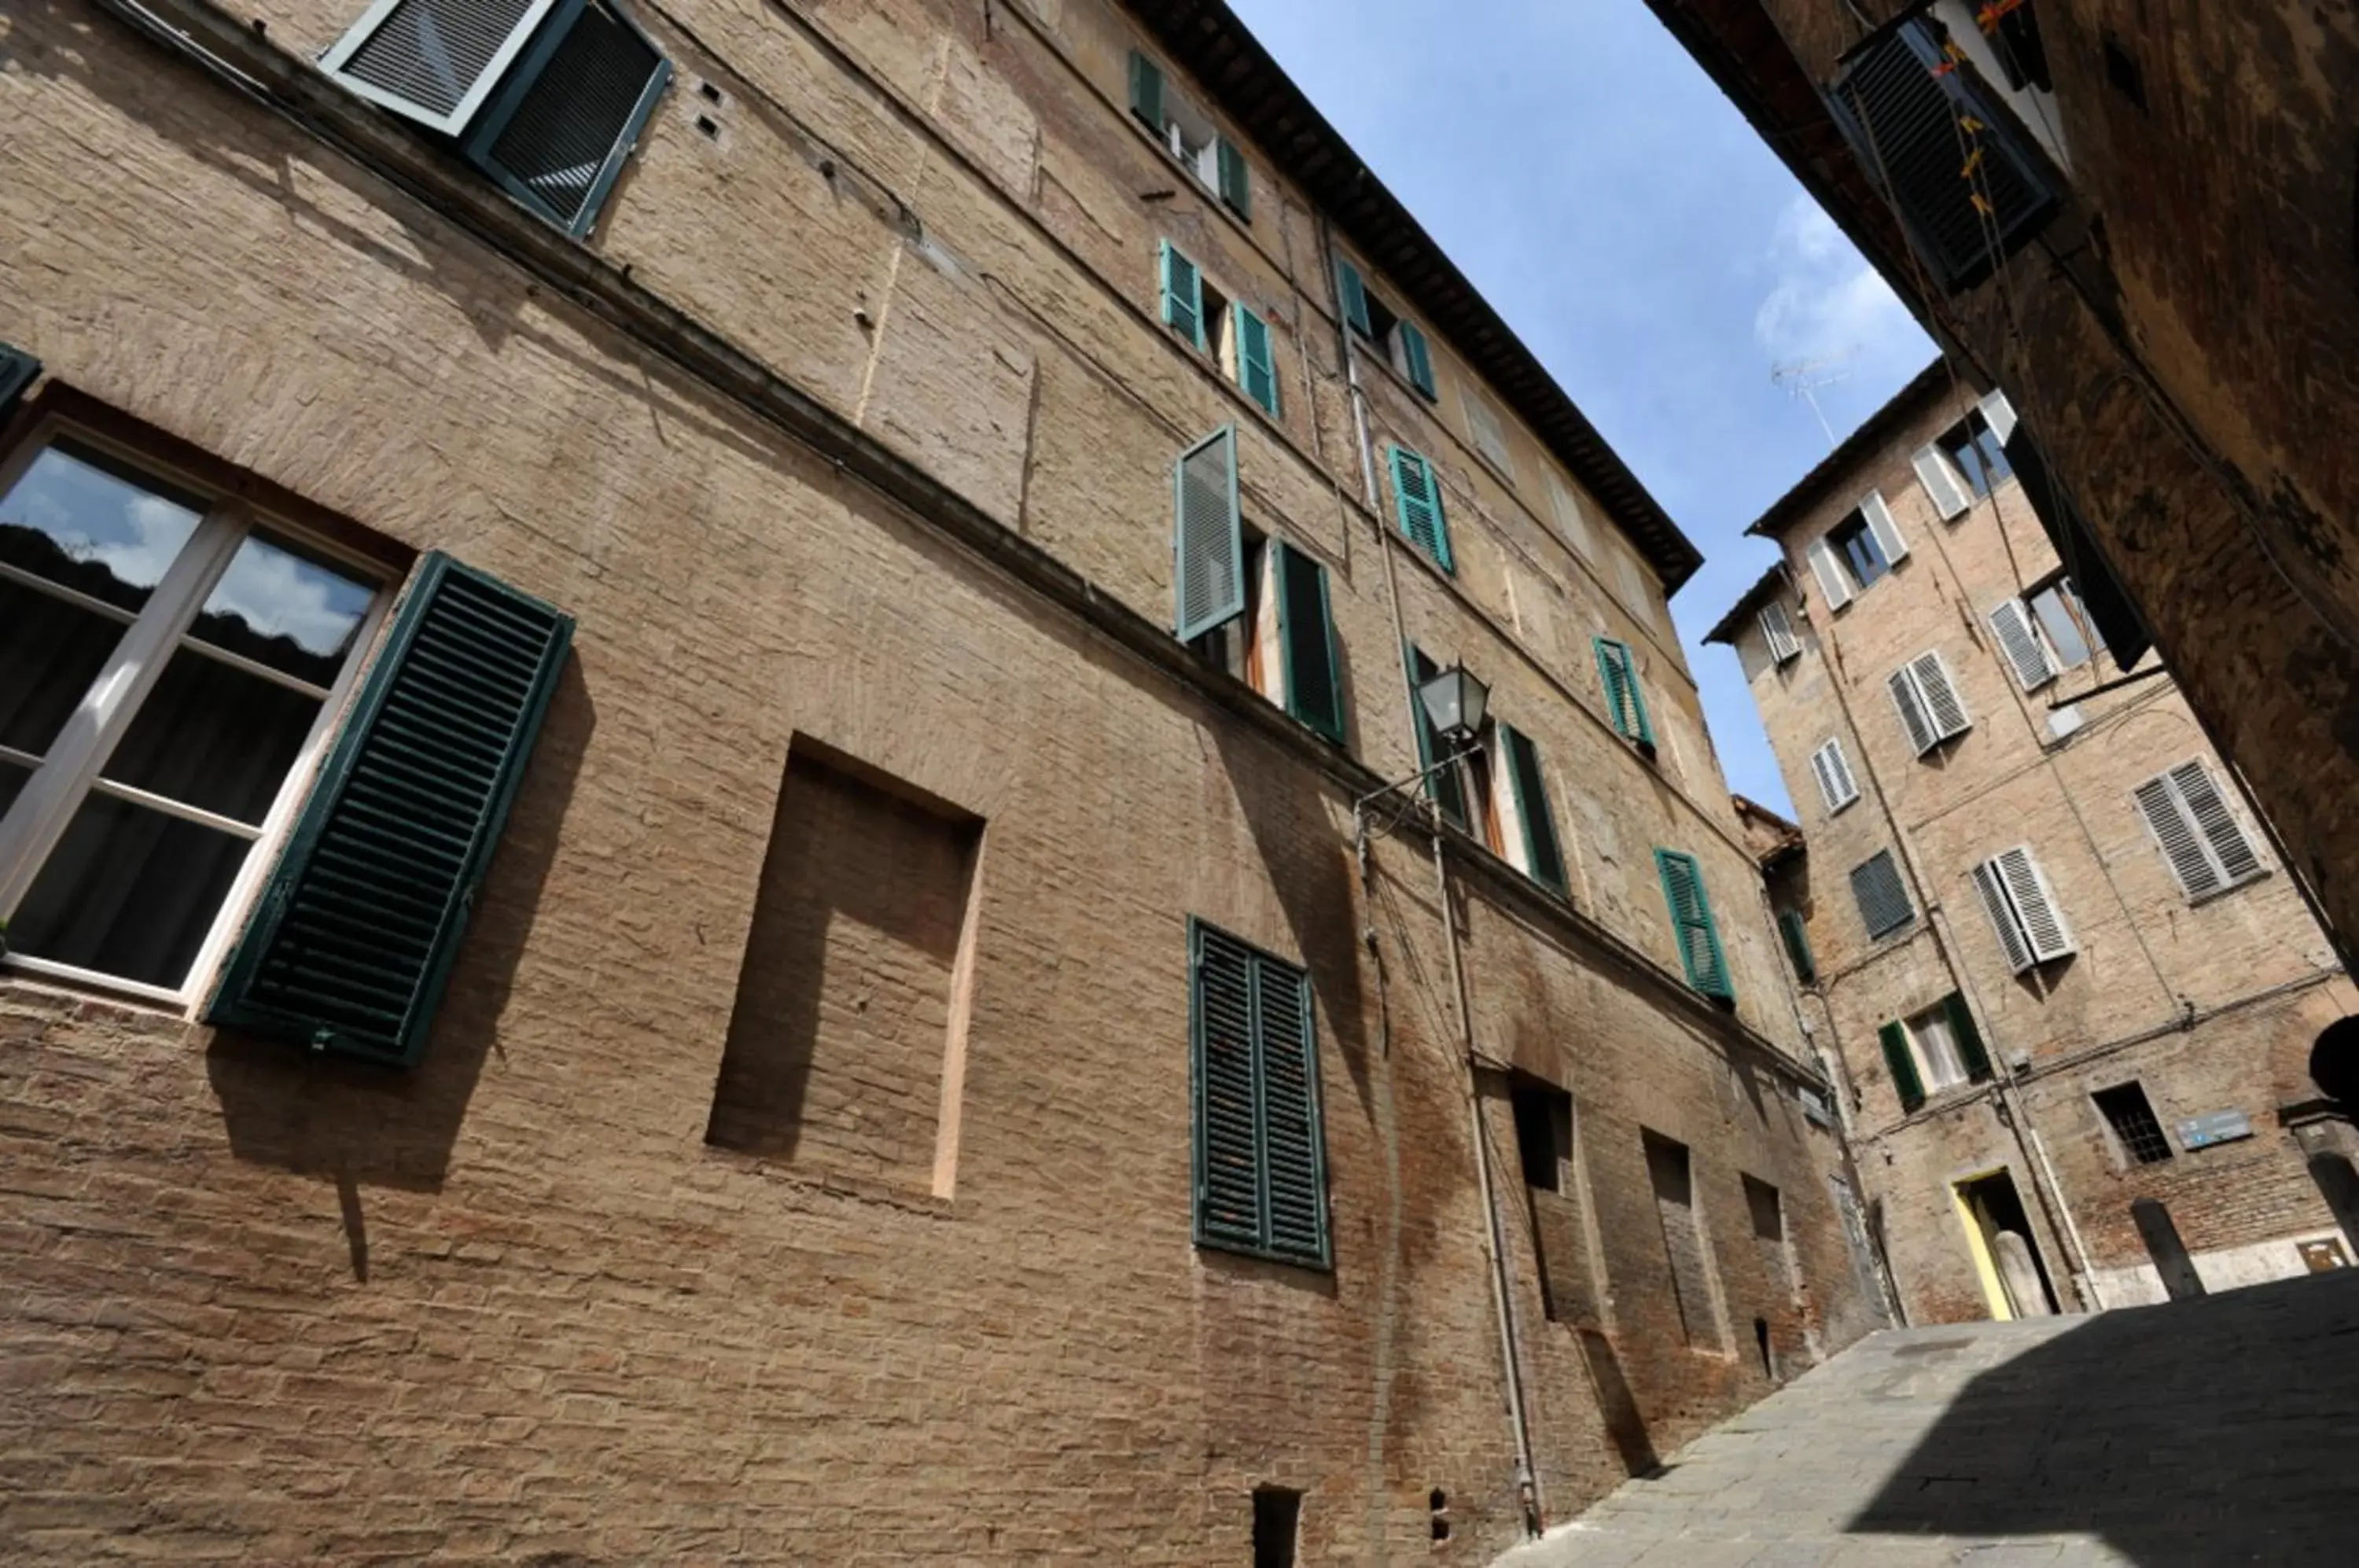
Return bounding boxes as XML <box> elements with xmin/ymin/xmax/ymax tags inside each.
<box><xmin>1274</xmin><ymin>542</ymin><xmax>1345</xmax><ymax>744</ymax></box>
<box><xmin>1654</xmin><ymin>848</ymin><xmax>1732</xmax><ymax>1000</ymax></box>
<box><xmin>463</xmin><ymin>0</ymin><xmax>672</xmax><ymax>237</ymax></box>
<box><xmin>1388</xmin><ymin>447</ymin><xmax>1452</xmax><ymax>572</ymax></box>
<box><xmin>1172</xmin><ymin>425</ymin><xmax>1245</xmax><ymax>642</ymax></box>
<box><xmin>1128</xmin><ymin>49</ymin><xmax>1164</xmax><ymax>131</ymax></box>
<box><xmin>1191</xmin><ymin>919</ymin><xmax>1330</xmax><ymax>1268</ymax></box>
<box><xmin>1946</xmin><ymin>992</ymin><xmax>1993</xmax><ymax>1083</ymax></box>
<box><xmin>1335</xmin><ymin>257</ymin><xmax>1373</xmax><ymax>338</ymax></box>
<box><xmin>1253</xmin><ymin>947</ymin><xmax>1329</xmax><ymax>1265</ymax></box>
<box><xmin>1777</xmin><ymin>910</ymin><xmax>1816</xmax><ymax>985</ymax></box>
<box><xmin>1500</xmin><ymin>723</ymin><xmax>1567</xmax><ymax>894</ymax></box>
<box><xmin>1234</xmin><ymin>304</ymin><xmax>1280</xmax><ymax>417</ymax></box>
<box><xmin>1880</xmin><ymin>1020</ymin><xmax>1927</xmax><ymax>1112</ymax></box>
<box><xmin>0</xmin><ymin>341</ymin><xmax>39</xmax><ymax>418</ymax></box>
<box><xmin>1192</xmin><ymin>920</ymin><xmax>1264</xmax><ymax>1251</ymax></box>
<box><xmin>1408</xmin><ymin>645</ymin><xmax>1468</xmax><ymax>828</ymax></box>
<box><xmin>1216</xmin><ymin>136</ymin><xmax>1251</xmax><ymax>220</ymax></box>
<box><xmin>1594</xmin><ymin>638</ymin><xmax>1653</xmax><ymax>746</ymax></box>
<box><xmin>1398</xmin><ymin>320</ymin><xmax>1437</xmax><ymax>399</ymax></box>
<box><xmin>1159</xmin><ymin>241</ymin><xmax>1206</xmax><ymax>352</ymax></box>
<box><xmin>207</xmin><ymin>554</ymin><xmax>573</xmax><ymax>1068</ymax></box>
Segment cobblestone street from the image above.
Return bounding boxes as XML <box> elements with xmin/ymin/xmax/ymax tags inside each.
<box><xmin>1500</xmin><ymin>1270</ymin><xmax>2359</xmax><ymax>1567</ymax></box>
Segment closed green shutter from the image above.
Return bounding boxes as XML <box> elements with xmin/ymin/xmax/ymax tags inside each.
<box><xmin>1500</xmin><ymin>723</ymin><xmax>1567</xmax><ymax>894</ymax></box>
<box><xmin>1388</xmin><ymin>447</ymin><xmax>1452</xmax><ymax>572</ymax></box>
<box><xmin>1594</xmin><ymin>638</ymin><xmax>1654</xmax><ymax>746</ymax></box>
<box><xmin>1234</xmin><ymin>304</ymin><xmax>1280</xmax><ymax>417</ymax></box>
<box><xmin>464</xmin><ymin>0</ymin><xmax>672</xmax><ymax>237</ymax></box>
<box><xmin>1274</xmin><ymin>542</ymin><xmax>1344</xmax><ymax>744</ymax></box>
<box><xmin>1159</xmin><ymin>241</ymin><xmax>1206</xmax><ymax>352</ymax></box>
<box><xmin>1335</xmin><ymin>257</ymin><xmax>1373</xmax><ymax>339</ymax></box>
<box><xmin>1778</xmin><ymin>910</ymin><xmax>1816</xmax><ymax>985</ymax></box>
<box><xmin>1398</xmin><ymin>320</ymin><xmax>1437</xmax><ymax>399</ymax></box>
<box><xmin>1190</xmin><ymin>919</ymin><xmax>1330</xmax><ymax>1268</ymax></box>
<box><xmin>1128</xmin><ymin>49</ymin><xmax>1164</xmax><ymax>131</ymax></box>
<box><xmin>1172</xmin><ymin>425</ymin><xmax>1245</xmax><ymax>642</ymax></box>
<box><xmin>1408</xmin><ymin>645</ymin><xmax>1468</xmax><ymax>828</ymax></box>
<box><xmin>1654</xmin><ymin>848</ymin><xmax>1732</xmax><ymax>1001</ymax></box>
<box><xmin>1880</xmin><ymin>1020</ymin><xmax>1927</xmax><ymax>1112</ymax></box>
<box><xmin>0</xmin><ymin>341</ymin><xmax>39</xmax><ymax>417</ymax></box>
<box><xmin>207</xmin><ymin>553</ymin><xmax>573</xmax><ymax>1068</ymax></box>
<box><xmin>1216</xmin><ymin>136</ymin><xmax>1251</xmax><ymax>220</ymax></box>
<box><xmin>1946</xmin><ymin>992</ymin><xmax>1993</xmax><ymax>1083</ymax></box>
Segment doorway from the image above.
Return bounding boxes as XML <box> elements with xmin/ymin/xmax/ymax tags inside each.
<box><xmin>1952</xmin><ymin>1170</ymin><xmax>2059</xmax><ymax>1319</ymax></box>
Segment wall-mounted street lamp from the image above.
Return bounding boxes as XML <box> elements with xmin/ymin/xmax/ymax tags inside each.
<box><xmin>1356</xmin><ymin>662</ymin><xmax>1490</xmax><ymax>819</ymax></box>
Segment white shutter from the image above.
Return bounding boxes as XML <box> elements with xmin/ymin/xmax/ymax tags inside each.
<box><xmin>2160</xmin><ymin>760</ymin><xmax>2263</xmax><ymax>892</ymax></box>
<box><xmin>1910</xmin><ymin>651</ymin><xmax>1971</xmax><ymax>740</ymax></box>
<box><xmin>1996</xmin><ymin>845</ymin><xmax>2073</xmax><ymax>962</ymax></box>
<box><xmin>1889</xmin><ymin>668</ymin><xmax>1937</xmax><ymax>755</ymax></box>
<box><xmin>2135</xmin><ymin>775</ymin><xmax>2223</xmax><ymax>899</ymax></box>
<box><xmin>1812</xmin><ymin>739</ymin><xmax>1858</xmax><ymax>813</ymax></box>
<box><xmin>1912</xmin><ymin>444</ymin><xmax>1971</xmax><ymax>521</ymax></box>
<box><xmin>1807</xmin><ymin>536</ymin><xmax>1853</xmax><ymax>612</ymax></box>
<box><xmin>324</xmin><ymin>0</ymin><xmax>565</xmax><ymax>135</ymax></box>
<box><xmin>1978</xmin><ymin>390</ymin><xmax>2018</xmax><ymax>446</ymax></box>
<box><xmin>1988</xmin><ymin>598</ymin><xmax>2057</xmax><ymax>691</ymax></box>
<box><xmin>1759</xmin><ymin>602</ymin><xmax>1801</xmax><ymax>664</ymax></box>
<box><xmin>1972</xmin><ymin>858</ymin><xmax>2036</xmax><ymax>974</ymax></box>
<box><xmin>1860</xmin><ymin>489</ymin><xmax>1908</xmax><ymax>565</ymax></box>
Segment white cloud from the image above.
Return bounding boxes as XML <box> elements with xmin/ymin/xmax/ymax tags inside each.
<box><xmin>1751</xmin><ymin>194</ymin><xmax>1920</xmax><ymax>373</ymax></box>
<box><xmin>207</xmin><ymin>535</ymin><xmax>371</xmax><ymax>656</ymax></box>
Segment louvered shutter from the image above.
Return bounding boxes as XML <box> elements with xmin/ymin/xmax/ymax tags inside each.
<box><xmin>1888</xmin><ymin>666</ymin><xmax>1937</xmax><ymax>755</ymax></box>
<box><xmin>1191</xmin><ymin>920</ymin><xmax>1330</xmax><ymax>1268</ymax></box>
<box><xmin>1997</xmin><ymin>845</ymin><xmax>2072</xmax><ymax>961</ymax></box>
<box><xmin>322</xmin><ymin>0</ymin><xmax>560</xmax><ymax>134</ymax></box>
<box><xmin>0</xmin><ymin>341</ymin><xmax>39</xmax><ymax>418</ymax></box>
<box><xmin>1274</xmin><ymin>542</ymin><xmax>1344</xmax><ymax>744</ymax></box>
<box><xmin>1978</xmin><ymin>391</ymin><xmax>2018</xmax><ymax>446</ymax></box>
<box><xmin>1191</xmin><ymin>922</ymin><xmax>1263</xmax><ymax>1250</ymax></box>
<box><xmin>1500</xmin><ymin>723</ymin><xmax>1568</xmax><ymax>895</ymax></box>
<box><xmin>1593</xmin><ymin>639</ymin><xmax>1654</xmax><ymax>746</ymax></box>
<box><xmin>1399</xmin><ymin>321</ymin><xmax>1437</xmax><ymax>399</ymax></box>
<box><xmin>1849</xmin><ymin>851</ymin><xmax>1915</xmax><ymax>939</ymax></box>
<box><xmin>1860</xmin><ymin>490</ymin><xmax>1909</xmax><ymax>565</ymax></box>
<box><xmin>1159</xmin><ymin>241</ymin><xmax>1206</xmax><ymax>351</ymax></box>
<box><xmin>207</xmin><ymin>554</ymin><xmax>572</xmax><ymax>1067</ymax></box>
<box><xmin>1971</xmin><ymin>857</ymin><xmax>2035</xmax><ymax>973</ymax></box>
<box><xmin>1335</xmin><ymin>258</ymin><xmax>1373</xmax><ymax>339</ymax></box>
<box><xmin>1172</xmin><ymin>426</ymin><xmax>1244</xmax><ymax>642</ymax></box>
<box><xmin>1911</xmin><ymin>651</ymin><xmax>1970</xmax><ymax>739</ymax></box>
<box><xmin>1806</xmin><ymin>536</ymin><xmax>1854</xmax><ymax>612</ymax></box>
<box><xmin>1654</xmin><ymin>849</ymin><xmax>1733</xmax><ymax>1000</ymax></box>
<box><xmin>2169</xmin><ymin>761</ymin><xmax>2261</xmax><ymax>885</ymax></box>
<box><xmin>1945</xmin><ymin>992</ymin><xmax>1993</xmax><ymax>1082</ymax></box>
<box><xmin>1389</xmin><ymin>447</ymin><xmax>1452</xmax><ymax>571</ymax></box>
<box><xmin>1811</xmin><ymin>738</ymin><xmax>1857</xmax><ymax>812</ymax></box>
<box><xmin>1988</xmin><ymin>598</ymin><xmax>2056</xmax><ymax>691</ymax></box>
<box><xmin>1408</xmin><ymin>645</ymin><xmax>1470</xmax><ymax>828</ymax></box>
<box><xmin>2134</xmin><ymin>775</ymin><xmax>2218</xmax><ymax>897</ymax></box>
<box><xmin>1759</xmin><ymin>601</ymin><xmax>1801</xmax><ymax>664</ymax></box>
<box><xmin>1253</xmin><ymin>949</ymin><xmax>1328</xmax><ymax>1265</ymax></box>
<box><xmin>1912</xmin><ymin>444</ymin><xmax>1971</xmax><ymax>520</ymax></box>
<box><xmin>1827</xmin><ymin>19</ymin><xmax>2057</xmax><ymax>294</ymax></box>
<box><xmin>1879</xmin><ymin>1021</ymin><xmax>1927</xmax><ymax>1113</ymax></box>
<box><xmin>1778</xmin><ymin>910</ymin><xmax>1816</xmax><ymax>985</ymax></box>
<box><xmin>1212</xmin><ymin>135</ymin><xmax>1251</xmax><ymax>219</ymax></box>
<box><xmin>1128</xmin><ymin>49</ymin><xmax>1164</xmax><ymax>131</ymax></box>
<box><xmin>465</xmin><ymin>0</ymin><xmax>671</xmax><ymax>236</ymax></box>
<box><xmin>1233</xmin><ymin>304</ymin><xmax>1279</xmax><ymax>417</ymax></box>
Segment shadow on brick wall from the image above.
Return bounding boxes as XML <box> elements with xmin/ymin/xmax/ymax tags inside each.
<box><xmin>203</xmin><ymin>658</ymin><xmax>594</xmax><ymax>1194</ymax></box>
<box><xmin>1850</xmin><ymin>1269</ymin><xmax>2359</xmax><ymax>1565</ymax></box>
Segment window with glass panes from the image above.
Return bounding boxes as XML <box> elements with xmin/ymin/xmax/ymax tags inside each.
<box><xmin>1936</xmin><ymin>410</ymin><xmax>2014</xmax><ymax>499</ymax></box>
<box><xmin>0</xmin><ymin>429</ymin><xmax>387</xmax><ymax>999</ymax></box>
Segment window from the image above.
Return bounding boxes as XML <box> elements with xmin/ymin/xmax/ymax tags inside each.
<box><xmin>1128</xmin><ymin>51</ymin><xmax>1251</xmax><ymax>219</ymax></box>
<box><xmin>1159</xmin><ymin>244</ymin><xmax>1281</xmax><ymax>418</ymax></box>
<box><xmin>1643</xmin><ymin>1130</ymin><xmax>1729</xmax><ymax>1351</ymax></box>
<box><xmin>1271</xmin><ymin>542</ymin><xmax>1345</xmax><ymax>745</ymax></box>
<box><xmin>1804</xmin><ymin>493</ymin><xmax>1908</xmax><ymax>610</ymax></box>
<box><xmin>1594</xmin><ymin>638</ymin><xmax>1654</xmax><ymax>749</ymax></box>
<box><xmin>1827</xmin><ymin>18</ymin><xmax>2057</xmax><ymax>295</ymax></box>
<box><xmin>1887</xmin><ymin>650</ymin><xmax>1971</xmax><ymax>755</ymax></box>
<box><xmin>1654</xmin><ymin>848</ymin><xmax>1733</xmax><ymax>1002</ymax></box>
<box><xmin>1465</xmin><ymin>392</ymin><xmax>1516</xmax><ymax>480</ymax></box>
<box><xmin>2134</xmin><ymin>760</ymin><xmax>2264</xmax><ymax>900</ymax></box>
<box><xmin>1971</xmin><ymin>845</ymin><xmax>2074</xmax><ymax>973</ymax></box>
<box><xmin>1407</xmin><ymin>646</ymin><xmax>1470</xmax><ymax>830</ymax></box>
<box><xmin>1849</xmin><ymin>850</ymin><xmax>1915</xmax><ymax>940</ymax></box>
<box><xmin>1386</xmin><ymin>447</ymin><xmax>1452</xmax><ymax>571</ymax></box>
<box><xmin>2027</xmin><ymin>578</ymin><xmax>2097</xmax><ymax>668</ymax></box>
<box><xmin>323</xmin><ymin>0</ymin><xmax>672</xmax><ymax>236</ymax></box>
<box><xmin>1938</xmin><ymin>407</ymin><xmax>2015</xmax><ymax>500</ymax></box>
<box><xmin>1511</xmin><ymin>1077</ymin><xmax>1571</xmax><ymax>1193</ymax></box>
<box><xmin>1916</xmin><ymin>393</ymin><xmax>2019</xmax><ymax>519</ymax></box>
<box><xmin>2094</xmin><ymin>1082</ymin><xmax>2173</xmax><ymax>1165</ymax></box>
<box><xmin>1172</xmin><ymin>425</ymin><xmax>1245</xmax><ymax>642</ymax></box>
<box><xmin>1231</xmin><ymin>304</ymin><xmax>1281</xmax><ymax>418</ymax></box>
<box><xmin>1190</xmin><ymin>918</ymin><xmax>1330</xmax><ymax>1268</ymax></box>
<box><xmin>1984</xmin><ymin>0</ymin><xmax>2052</xmax><ymax>92</ymax></box>
<box><xmin>1878</xmin><ymin>992</ymin><xmax>1993</xmax><ymax>1112</ymax></box>
<box><xmin>1251</xmin><ymin>1487</ymin><xmax>1301</xmax><ymax>1568</ymax></box>
<box><xmin>1335</xmin><ymin>259</ymin><xmax>1437</xmax><ymax>400</ymax></box>
<box><xmin>1776</xmin><ymin>909</ymin><xmax>1816</xmax><ymax>985</ymax></box>
<box><xmin>1809</xmin><ymin>738</ymin><xmax>1858</xmax><ymax>814</ymax></box>
<box><xmin>1758</xmin><ymin>600</ymin><xmax>1801</xmax><ymax>664</ymax></box>
<box><xmin>1546</xmin><ymin>473</ymin><xmax>1594</xmax><ymax>559</ymax></box>
<box><xmin>1495</xmin><ymin>721</ymin><xmax>1568</xmax><ymax>895</ymax></box>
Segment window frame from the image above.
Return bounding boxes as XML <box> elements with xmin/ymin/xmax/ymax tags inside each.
<box><xmin>1849</xmin><ymin>849</ymin><xmax>1916</xmax><ymax>940</ymax></box>
<box><xmin>0</xmin><ymin>416</ymin><xmax>396</xmax><ymax>1009</ymax></box>
<box><xmin>2092</xmin><ymin>1081</ymin><xmax>2175</xmax><ymax>1166</ymax></box>
<box><xmin>322</xmin><ymin>0</ymin><xmax>565</xmax><ymax>136</ymax></box>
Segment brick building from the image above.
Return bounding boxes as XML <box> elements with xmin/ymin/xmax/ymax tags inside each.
<box><xmin>1643</xmin><ymin>0</ymin><xmax>2359</xmax><ymax>995</ymax></box>
<box><xmin>0</xmin><ymin>0</ymin><xmax>1882</xmax><ymax>1559</ymax></box>
<box><xmin>1709</xmin><ymin>366</ymin><xmax>2359</xmax><ymax>1324</ymax></box>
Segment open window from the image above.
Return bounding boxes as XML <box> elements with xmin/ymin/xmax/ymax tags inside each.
<box><xmin>1877</xmin><ymin>993</ymin><xmax>1993</xmax><ymax>1112</ymax></box>
<box><xmin>1128</xmin><ymin>50</ymin><xmax>1252</xmax><ymax>220</ymax></box>
<box><xmin>1335</xmin><ymin>258</ymin><xmax>1437</xmax><ymax>401</ymax></box>
<box><xmin>1805</xmin><ymin>492</ymin><xmax>1908</xmax><ymax>610</ymax></box>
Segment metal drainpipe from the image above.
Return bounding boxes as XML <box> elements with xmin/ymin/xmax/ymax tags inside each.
<box><xmin>1319</xmin><ymin>213</ymin><xmax>1540</xmax><ymax>1535</ymax></box>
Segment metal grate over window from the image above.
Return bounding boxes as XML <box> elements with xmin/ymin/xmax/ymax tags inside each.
<box><xmin>2094</xmin><ymin>1083</ymin><xmax>2173</xmax><ymax>1165</ymax></box>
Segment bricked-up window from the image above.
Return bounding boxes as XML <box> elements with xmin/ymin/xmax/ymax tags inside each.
<box><xmin>322</xmin><ymin>0</ymin><xmax>672</xmax><ymax>237</ymax></box>
<box><xmin>1128</xmin><ymin>50</ymin><xmax>1252</xmax><ymax>221</ymax></box>
<box><xmin>1511</xmin><ymin>1077</ymin><xmax>1570</xmax><ymax>1193</ymax></box>
<box><xmin>1827</xmin><ymin>18</ymin><xmax>2058</xmax><ymax>295</ymax></box>
<box><xmin>1643</xmin><ymin>1131</ymin><xmax>1730</xmax><ymax>1352</ymax></box>
<box><xmin>1849</xmin><ymin>850</ymin><xmax>1916</xmax><ymax>940</ymax></box>
<box><xmin>1191</xmin><ymin>919</ymin><xmax>1332</xmax><ymax>1269</ymax></box>
<box><xmin>0</xmin><ymin>427</ymin><xmax>402</xmax><ymax>1008</ymax></box>
<box><xmin>1335</xmin><ymin>258</ymin><xmax>1437</xmax><ymax>401</ymax></box>
<box><xmin>706</xmin><ymin>742</ymin><xmax>983</xmax><ymax>1191</ymax></box>
<box><xmin>2095</xmin><ymin>1082</ymin><xmax>2174</xmax><ymax>1165</ymax></box>
<box><xmin>1516</xmin><ymin>1078</ymin><xmax>1600</xmax><ymax>1326</ymax></box>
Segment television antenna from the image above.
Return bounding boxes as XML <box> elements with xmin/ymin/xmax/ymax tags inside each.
<box><xmin>1772</xmin><ymin>355</ymin><xmax>1856</xmax><ymax>449</ymax></box>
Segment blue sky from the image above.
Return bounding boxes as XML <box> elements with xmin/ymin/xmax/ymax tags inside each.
<box><xmin>1225</xmin><ymin>0</ymin><xmax>1934</xmax><ymax>816</ymax></box>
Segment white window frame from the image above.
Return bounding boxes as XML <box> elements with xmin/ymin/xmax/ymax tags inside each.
<box><xmin>0</xmin><ymin>418</ymin><xmax>393</xmax><ymax>1009</ymax></box>
<box><xmin>1902</xmin><ymin>1003</ymin><xmax>1970</xmax><ymax>1093</ymax></box>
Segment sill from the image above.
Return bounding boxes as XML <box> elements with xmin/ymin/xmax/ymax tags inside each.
<box><xmin>1194</xmin><ymin>1234</ymin><xmax>1333</xmax><ymax>1275</ymax></box>
<box><xmin>1827</xmin><ymin>797</ymin><xmax>1858</xmax><ymax>815</ymax></box>
<box><xmin>2186</xmin><ymin>870</ymin><xmax>2271</xmax><ymax>909</ymax></box>
<box><xmin>1</xmin><ymin>952</ymin><xmax>193</xmax><ymax>1016</ymax></box>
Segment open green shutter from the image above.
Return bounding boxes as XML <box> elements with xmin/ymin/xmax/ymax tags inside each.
<box><xmin>1173</xmin><ymin>425</ymin><xmax>1245</xmax><ymax>642</ymax></box>
<box><xmin>1275</xmin><ymin>543</ymin><xmax>1345</xmax><ymax>743</ymax></box>
<box><xmin>1778</xmin><ymin>910</ymin><xmax>1816</xmax><ymax>985</ymax></box>
<box><xmin>1500</xmin><ymin>723</ymin><xmax>1568</xmax><ymax>894</ymax></box>
<box><xmin>1128</xmin><ymin>50</ymin><xmax>1164</xmax><ymax>131</ymax></box>
<box><xmin>1595</xmin><ymin>639</ymin><xmax>1653</xmax><ymax>745</ymax></box>
<box><xmin>207</xmin><ymin>554</ymin><xmax>573</xmax><ymax>1068</ymax></box>
<box><xmin>1654</xmin><ymin>848</ymin><xmax>1732</xmax><ymax>1001</ymax></box>
<box><xmin>1335</xmin><ymin>257</ymin><xmax>1373</xmax><ymax>338</ymax></box>
<box><xmin>1408</xmin><ymin>645</ymin><xmax>1468</xmax><ymax>827</ymax></box>
<box><xmin>1159</xmin><ymin>241</ymin><xmax>1205</xmax><ymax>351</ymax></box>
<box><xmin>1399</xmin><ymin>321</ymin><xmax>1437</xmax><ymax>399</ymax></box>
<box><xmin>1216</xmin><ymin>136</ymin><xmax>1251</xmax><ymax>219</ymax></box>
<box><xmin>0</xmin><ymin>340</ymin><xmax>39</xmax><ymax>418</ymax></box>
<box><xmin>1946</xmin><ymin>992</ymin><xmax>1993</xmax><ymax>1082</ymax></box>
<box><xmin>1389</xmin><ymin>447</ymin><xmax>1452</xmax><ymax>572</ymax></box>
<box><xmin>1234</xmin><ymin>304</ymin><xmax>1279</xmax><ymax>417</ymax></box>
<box><xmin>462</xmin><ymin>0</ymin><xmax>672</xmax><ymax>237</ymax></box>
<box><xmin>1880</xmin><ymin>1021</ymin><xmax>1927</xmax><ymax>1112</ymax></box>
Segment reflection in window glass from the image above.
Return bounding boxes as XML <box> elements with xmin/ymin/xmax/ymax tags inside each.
<box><xmin>1938</xmin><ymin>414</ymin><xmax>2014</xmax><ymax>499</ymax></box>
<box><xmin>0</xmin><ymin>442</ymin><xmax>204</xmax><ymax>612</ymax></box>
<box><xmin>2029</xmin><ymin>580</ymin><xmax>2094</xmax><ymax>668</ymax></box>
<box><xmin>188</xmin><ymin>528</ymin><xmax>377</xmax><ymax>687</ymax></box>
